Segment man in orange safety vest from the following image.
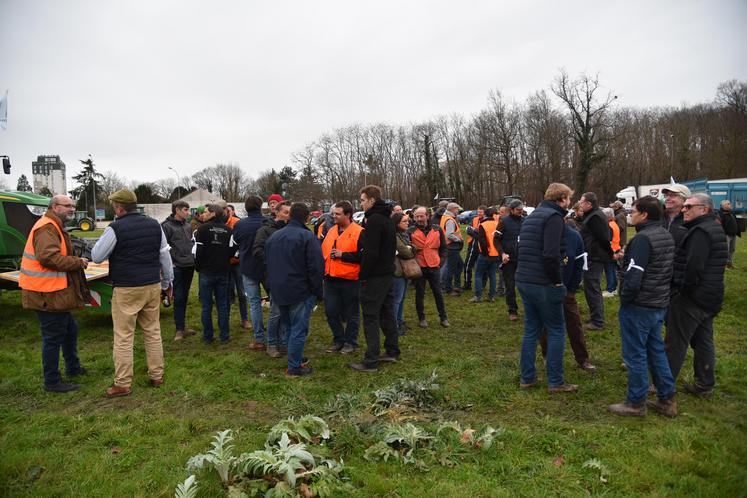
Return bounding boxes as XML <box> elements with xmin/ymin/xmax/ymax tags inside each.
<box><xmin>20</xmin><ymin>195</ymin><xmax>91</xmax><ymax>393</ymax></box>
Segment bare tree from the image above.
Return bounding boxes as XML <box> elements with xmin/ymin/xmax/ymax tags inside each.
<box><xmin>191</xmin><ymin>163</ymin><xmax>247</xmax><ymax>200</ymax></box>
<box><xmin>485</xmin><ymin>91</ymin><xmax>523</xmax><ymax>196</ymax></box>
<box><xmin>552</xmin><ymin>70</ymin><xmax>618</xmax><ymax>193</ymax></box>
<box><xmin>98</xmin><ymin>171</ymin><xmax>127</xmax><ymax>199</ymax></box>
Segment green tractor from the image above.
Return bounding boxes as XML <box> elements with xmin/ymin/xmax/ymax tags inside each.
<box><xmin>66</xmin><ymin>211</ymin><xmax>96</xmax><ymax>232</ymax></box>
<box><xmin>0</xmin><ymin>191</ymin><xmax>49</xmax><ymax>274</ymax></box>
<box><xmin>0</xmin><ymin>190</ymin><xmax>112</xmax><ymax>310</ymax></box>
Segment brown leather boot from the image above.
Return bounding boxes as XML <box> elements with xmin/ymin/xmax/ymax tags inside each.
<box><xmin>106</xmin><ymin>385</ymin><xmax>132</xmax><ymax>398</ymax></box>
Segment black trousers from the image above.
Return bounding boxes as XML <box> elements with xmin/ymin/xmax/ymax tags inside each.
<box><xmin>583</xmin><ymin>260</ymin><xmax>605</xmax><ymax>326</ymax></box>
<box><xmin>360</xmin><ymin>275</ymin><xmax>399</xmax><ymax>366</ymax></box>
<box><xmin>501</xmin><ymin>260</ymin><xmax>518</xmax><ymax>314</ymax></box>
<box><xmin>463</xmin><ymin>241</ymin><xmax>479</xmax><ymax>288</ymax></box>
<box><xmin>415</xmin><ymin>266</ymin><xmax>448</xmax><ymax>321</ymax></box>
<box><xmin>666</xmin><ymin>294</ymin><xmax>717</xmax><ymax>389</ymax></box>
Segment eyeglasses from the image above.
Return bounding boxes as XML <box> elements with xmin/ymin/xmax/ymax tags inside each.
<box><xmin>682</xmin><ymin>204</ymin><xmax>704</xmax><ymax>210</ymax></box>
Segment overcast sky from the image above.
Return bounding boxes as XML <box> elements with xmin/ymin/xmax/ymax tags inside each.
<box><xmin>1</xmin><ymin>0</ymin><xmax>745</xmax><ymax>191</ymax></box>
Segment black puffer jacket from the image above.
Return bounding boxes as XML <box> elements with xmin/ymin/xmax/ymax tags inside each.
<box><xmin>672</xmin><ymin>213</ymin><xmax>727</xmax><ymax>313</ymax></box>
<box><xmin>619</xmin><ymin>222</ymin><xmax>674</xmax><ymax>308</ymax></box>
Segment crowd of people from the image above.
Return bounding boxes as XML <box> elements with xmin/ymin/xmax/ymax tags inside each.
<box><xmin>19</xmin><ymin>181</ymin><xmax>740</xmax><ymax>416</ymax></box>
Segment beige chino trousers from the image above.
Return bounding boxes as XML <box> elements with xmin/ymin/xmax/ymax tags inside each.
<box><xmin>111</xmin><ymin>283</ymin><xmax>164</xmax><ymax>387</ymax></box>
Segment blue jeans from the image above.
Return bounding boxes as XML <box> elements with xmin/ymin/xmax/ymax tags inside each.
<box><xmin>36</xmin><ymin>311</ymin><xmax>82</xmax><ymax>385</ymax></box>
<box><xmin>392</xmin><ymin>276</ymin><xmax>408</xmax><ymax>328</ymax></box>
<box><xmin>474</xmin><ymin>255</ymin><xmax>499</xmax><ymax>299</ymax></box>
<box><xmin>620</xmin><ymin>304</ymin><xmax>675</xmax><ymax>404</ymax></box>
<box><xmin>228</xmin><ymin>264</ymin><xmax>248</xmax><ymax>321</ymax></box>
<box><xmin>279</xmin><ymin>297</ymin><xmax>315</xmax><ymax>370</ymax></box>
<box><xmin>199</xmin><ymin>273</ymin><xmax>230</xmax><ymax>342</ymax></box>
<box><xmin>518</xmin><ymin>282</ymin><xmax>567</xmax><ymax>387</ymax></box>
<box><xmin>242</xmin><ymin>276</ymin><xmax>266</xmax><ymax>343</ymax></box>
<box><xmin>323</xmin><ymin>278</ymin><xmax>360</xmax><ymax>347</ymax></box>
<box><xmin>604</xmin><ymin>262</ymin><xmax>618</xmax><ymax>293</ymax></box>
<box><xmin>172</xmin><ymin>266</ymin><xmax>194</xmax><ymax>331</ymax></box>
<box><xmin>442</xmin><ymin>247</ymin><xmax>464</xmax><ymax>292</ymax></box>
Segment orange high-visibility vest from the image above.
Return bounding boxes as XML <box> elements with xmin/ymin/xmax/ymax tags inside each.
<box><xmin>321</xmin><ymin>223</ymin><xmax>363</xmax><ymax>280</ymax></box>
<box><xmin>226</xmin><ymin>216</ymin><xmax>240</xmax><ymax>265</ymax></box>
<box><xmin>411</xmin><ymin>227</ymin><xmax>441</xmax><ymax>268</ymax></box>
<box><xmin>439</xmin><ymin>214</ymin><xmax>462</xmax><ymax>246</ymax></box>
<box><xmin>19</xmin><ymin>216</ymin><xmax>69</xmax><ymax>292</ymax></box>
<box><xmin>609</xmin><ymin>221</ymin><xmax>621</xmax><ymax>252</ymax></box>
<box><xmin>316</xmin><ymin>220</ymin><xmax>326</xmax><ymax>239</ymax></box>
<box><xmin>479</xmin><ymin>220</ymin><xmax>500</xmax><ymax>257</ymax></box>
<box><xmin>466</xmin><ymin>216</ymin><xmax>480</xmax><ymax>244</ymax></box>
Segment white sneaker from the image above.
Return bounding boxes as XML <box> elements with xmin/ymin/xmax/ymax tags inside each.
<box><xmin>602</xmin><ymin>290</ymin><xmax>617</xmax><ymax>298</ymax></box>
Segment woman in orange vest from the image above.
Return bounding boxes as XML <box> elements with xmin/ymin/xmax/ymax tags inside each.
<box><xmin>604</xmin><ymin>207</ymin><xmax>621</xmax><ymax>297</ymax></box>
<box><xmin>321</xmin><ymin>201</ymin><xmax>364</xmax><ymax>353</ymax></box>
<box><xmin>470</xmin><ymin>207</ymin><xmax>501</xmax><ymax>302</ymax></box>
<box><xmin>20</xmin><ymin>195</ymin><xmax>90</xmax><ymax>393</ymax></box>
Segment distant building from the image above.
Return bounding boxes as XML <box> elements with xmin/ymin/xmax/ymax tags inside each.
<box><xmin>32</xmin><ymin>155</ymin><xmax>66</xmax><ymax>195</ymax></box>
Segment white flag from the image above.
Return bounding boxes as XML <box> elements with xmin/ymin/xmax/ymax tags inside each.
<box><xmin>0</xmin><ymin>90</ymin><xmax>7</xmax><ymax>130</ymax></box>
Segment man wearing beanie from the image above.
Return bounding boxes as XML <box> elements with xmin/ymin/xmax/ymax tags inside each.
<box><xmin>267</xmin><ymin>194</ymin><xmax>284</xmax><ymax>220</ymax></box>
<box><xmin>92</xmin><ymin>189</ymin><xmax>174</xmax><ymax>397</ymax></box>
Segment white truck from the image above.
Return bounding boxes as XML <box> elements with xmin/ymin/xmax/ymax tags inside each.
<box><xmin>614</xmin><ymin>183</ymin><xmax>674</xmax><ymax>211</ymax></box>
<box><xmin>615</xmin><ymin>177</ymin><xmax>747</xmax><ymax>227</ymax></box>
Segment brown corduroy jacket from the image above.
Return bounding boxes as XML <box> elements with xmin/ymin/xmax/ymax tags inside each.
<box><xmin>21</xmin><ymin>211</ymin><xmax>90</xmax><ymax>312</ymax></box>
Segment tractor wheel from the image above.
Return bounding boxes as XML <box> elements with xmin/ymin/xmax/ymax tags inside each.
<box><xmin>78</xmin><ymin>218</ymin><xmax>94</xmax><ymax>232</ymax></box>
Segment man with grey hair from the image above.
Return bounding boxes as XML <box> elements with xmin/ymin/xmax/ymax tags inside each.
<box><xmin>440</xmin><ymin>202</ymin><xmax>464</xmax><ymax>296</ymax></box>
<box><xmin>666</xmin><ymin>193</ymin><xmax>727</xmax><ymax>398</ymax></box>
<box><xmin>717</xmin><ymin>199</ymin><xmax>740</xmax><ymax>269</ymax></box>
<box><xmin>20</xmin><ymin>195</ymin><xmax>91</xmax><ymax>393</ymax></box>
<box><xmin>661</xmin><ymin>184</ymin><xmax>691</xmax><ymax>248</ymax></box>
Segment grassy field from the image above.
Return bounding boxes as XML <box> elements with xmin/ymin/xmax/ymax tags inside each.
<box><xmin>1</xmin><ymin>240</ymin><xmax>746</xmax><ymax>497</ymax></box>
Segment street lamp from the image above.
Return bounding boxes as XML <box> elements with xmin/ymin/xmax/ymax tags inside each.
<box><xmin>168</xmin><ymin>166</ymin><xmax>182</xmax><ymax>199</ymax></box>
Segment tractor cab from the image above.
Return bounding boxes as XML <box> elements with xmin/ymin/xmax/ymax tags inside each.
<box><xmin>0</xmin><ymin>190</ymin><xmax>112</xmax><ymax>311</ymax></box>
<box><xmin>0</xmin><ymin>191</ymin><xmax>50</xmax><ymax>273</ymax></box>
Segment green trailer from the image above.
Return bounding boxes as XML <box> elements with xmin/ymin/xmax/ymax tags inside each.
<box><xmin>0</xmin><ymin>190</ymin><xmax>112</xmax><ymax>311</ymax></box>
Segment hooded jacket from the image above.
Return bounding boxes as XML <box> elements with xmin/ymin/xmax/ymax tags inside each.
<box><xmin>359</xmin><ymin>200</ymin><xmax>396</xmax><ymax>280</ymax></box>
<box><xmin>162</xmin><ymin>214</ymin><xmax>195</xmax><ymax>267</ymax></box>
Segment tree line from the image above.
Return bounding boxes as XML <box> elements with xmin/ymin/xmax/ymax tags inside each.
<box><xmin>66</xmin><ymin>71</ymin><xmax>746</xmax><ymax>213</ymax></box>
